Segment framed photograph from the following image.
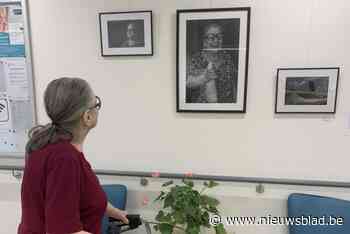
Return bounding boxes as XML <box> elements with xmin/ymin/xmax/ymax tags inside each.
<box><xmin>176</xmin><ymin>8</ymin><xmax>251</xmax><ymax>113</ymax></box>
<box><xmin>99</xmin><ymin>11</ymin><xmax>153</xmax><ymax>56</ymax></box>
<box><xmin>275</xmin><ymin>67</ymin><xmax>340</xmax><ymax>113</ymax></box>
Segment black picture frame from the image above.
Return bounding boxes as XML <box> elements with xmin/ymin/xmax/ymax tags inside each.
<box><xmin>99</xmin><ymin>10</ymin><xmax>153</xmax><ymax>56</ymax></box>
<box><xmin>275</xmin><ymin>67</ymin><xmax>340</xmax><ymax>114</ymax></box>
<box><xmin>176</xmin><ymin>8</ymin><xmax>251</xmax><ymax>113</ymax></box>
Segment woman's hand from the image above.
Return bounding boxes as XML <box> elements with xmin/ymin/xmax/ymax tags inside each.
<box><xmin>106</xmin><ymin>202</ymin><xmax>129</xmax><ymax>224</ymax></box>
<box><xmin>111</xmin><ymin>208</ymin><xmax>129</xmax><ymax>224</ymax></box>
<box><xmin>205</xmin><ymin>62</ymin><xmax>218</xmax><ymax>82</ymax></box>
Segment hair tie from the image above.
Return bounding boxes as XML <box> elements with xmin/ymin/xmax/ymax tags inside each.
<box><xmin>51</xmin><ymin>122</ymin><xmax>60</xmax><ymax>127</ymax></box>
<box><xmin>50</xmin><ymin>122</ymin><xmax>60</xmax><ymax>134</ymax></box>
<box><xmin>47</xmin><ymin>123</ymin><xmax>57</xmax><ymax>144</ymax></box>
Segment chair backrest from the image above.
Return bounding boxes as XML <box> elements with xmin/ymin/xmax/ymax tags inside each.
<box><xmin>288</xmin><ymin>193</ymin><xmax>350</xmax><ymax>234</ymax></box>
<box><xmin>101</xmin><ymin>184</ymin><xmax>128</xmax><ymax>234</ymax></box>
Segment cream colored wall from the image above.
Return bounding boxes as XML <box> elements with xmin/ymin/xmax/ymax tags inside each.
<box><xmin>1</xmin><ymin>0</ymin><xmax>350</xmax><ymax>233</ymax></box>
<box><xmin>27</xmin><ymin>0</ymin><xmax>350</xmax><ymax>182</ymax></box>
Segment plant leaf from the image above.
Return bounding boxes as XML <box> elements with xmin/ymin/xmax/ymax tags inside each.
<box><xmin>200</xmin><ymin>195</ymin><xmax>219</xmax><ymax>207</ymax></box>
<box><xmin>159</xmin><ymin>223</ymin><xmax>173</xmax><ymax>234</ymax></box>
<box><xmin>153</xmin><ymin>224</ymin><xmax>159</xmax><ymax>231</ymax></box>
<box><xmin>162</xmin><ymin>180</ymin><xmax>174</xmax><ymax>187</ymax></box>
<box><xmin>174</xmin><ymin>210</ymin><xmax>186</xmax><ymax>224</ymax></box>
<box><xmin>214</xmin><ymin>223</ymin><xmax>227</xmax><ymax>234</ymax></box>
<box><xmin>155</xmin><ymin>211</ymin><xmax>165</xmax><ymax>222</ymax></box>
<box><xmin>208</xmin><ymin>180</ymin><xmax>219</xmax><ymax>188</ymax></box>
<box><xmin>165</xmin><ymin>214</ymin><xmax>173</xmax><ymax>223</ymax></box>
<box><xmin>155</xmin><ymin>191</ymin><xmax>166</xmax><ymax>202</ymax></box>
<box><xmin>164</xmin><ymin>195</ymin><xmax>174</xmax><ymax>208</ymax></box>
<box><xmin>186</xmin><ymin>225</ymin><xmax>200</xmax><ymax>234</ymax></box>
<box><xmin>201</xmin><ymin>211</ymin><xmax>210</xmax><ymax>227</ymax></box>
<box><xmin>208</xmin><ymin>206</ymin><xmax>219</xmax><ymax>214</ymax></box>
<box><xmin>182</xmin><ymin>179</ymin><xmax>194</xmax><ymax>187</ymax></box>
<box><xmin>156</xmin><ymin>211</ymin><xmax>173</xmax><ymax>223</ymax></box>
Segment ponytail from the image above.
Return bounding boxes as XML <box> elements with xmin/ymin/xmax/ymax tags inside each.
<box><xmin>25</xmin><ymin>123</ymin><xmax>73</xmax><ymax>155</ymax></box>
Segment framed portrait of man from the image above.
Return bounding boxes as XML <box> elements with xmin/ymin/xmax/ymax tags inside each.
<box><xmin>176</xmin><ymin>8</ymin><xmax>251</xmax><ymax>113</ymax></box>
<box><xmin>99</xmin><ymin>11</ymin><xmax>153</xmax><ymax>56</ymax></box>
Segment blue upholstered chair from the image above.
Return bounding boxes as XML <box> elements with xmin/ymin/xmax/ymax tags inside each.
<box><xmin>288</xmin><ymin>193</ymin><xmax>350</xmax><ymax>234</ymax></box>
<box><xmin>101</xmin><ymin>184</ymin><xmax>128</xmax><ymax>234</ymax></box>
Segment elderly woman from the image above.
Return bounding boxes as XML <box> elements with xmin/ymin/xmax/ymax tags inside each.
<box><xmin>18</xmin><ymin>78</ymin><xmax>128</xmax><ymax>234</ymax></box>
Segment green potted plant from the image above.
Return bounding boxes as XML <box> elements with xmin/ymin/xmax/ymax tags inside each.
<box><xmin>152</xmin><ymin>179</ymin><xmax>227</xmax><ymax>234</ymax></box>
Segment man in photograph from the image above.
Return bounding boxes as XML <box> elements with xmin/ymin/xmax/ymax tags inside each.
<box><xmin>186</xmin><ymin>23</ymin><xmax>238</xmax><ymax>103</ymax></box>
<box><xmin>121</xmin><ymin>22</ymin><xmax>143</xmax><ymax>47</ymax></box>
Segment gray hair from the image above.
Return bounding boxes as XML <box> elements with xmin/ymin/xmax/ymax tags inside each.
<box><xmin>25</xmin><ymin>77</ymin><xmax>93</xmax><ymax>154</ymax></box>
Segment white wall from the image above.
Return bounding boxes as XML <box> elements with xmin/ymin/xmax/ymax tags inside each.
<box><xmin>1</xmin><ymin>0</ymin><xmax>350</xmax><ymax>233</ymax></box>
<box><xmin>26</xmin><ymin>0</ymin><xmax>350</xmax><ymax>182</ymax></box>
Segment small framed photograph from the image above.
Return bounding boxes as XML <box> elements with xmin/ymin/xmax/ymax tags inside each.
<box><xmin>99</xmin><ymin>11</ymin><xmax>153</xmax><ymax>56</ymax></box>
<box><xmin>275</xmin><ymin>67</ymin><xmax>340</xmax><ymax>113</ymax></box>
<box><xmin>177</xmin><ymin>8</ymin><xmax>251</xmax><ymax>113</ymax></box>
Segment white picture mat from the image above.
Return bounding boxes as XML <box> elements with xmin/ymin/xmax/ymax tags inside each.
<box><xmin>100</xmin><ymin>12</ymin><xmax>152</xmax><ymax>55</ymax></box>
<box><xmin>276</xmin><ymin>69</ymin><xmax>339</xmax><ymax>113</ymax></box>
<box><xmin>178</xmin><ymin>10</ymin><xmax>249</xmax><ymax>111</ymax></box>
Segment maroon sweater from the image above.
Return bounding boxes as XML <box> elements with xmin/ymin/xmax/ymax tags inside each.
<box><xmin>18</xmin><ymin>140</ymin><xmax>107</xmax><ymax>234</ymax></box>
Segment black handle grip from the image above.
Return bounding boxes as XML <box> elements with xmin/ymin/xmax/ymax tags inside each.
<box><xmin>109</xmin><ymin>214</ymin><xmax>142</xmax><ymax>229</ymax></box>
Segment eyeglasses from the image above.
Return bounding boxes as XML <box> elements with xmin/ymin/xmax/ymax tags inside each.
<box><xmin>88</xmin><ymin>96</ymin><xmax>101</xmax><ymax>111</ymax></box>
<box><xmin>204</xmin><ymin>33</ymin><xmax>223</xmax><ymax>42</ymax></box>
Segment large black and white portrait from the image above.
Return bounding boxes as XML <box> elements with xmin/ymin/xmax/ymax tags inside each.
<box><xmin>275</xmin><ymin>68</ymin><xmax>340</xmax><ymax>113</ymax></box>
<box><xmin>177</xmin><ymin>8</ymin><xmax>250</xmax><ymax>113</ymax></box>
<box><xmin>99</xmin><ymin>11</ymin><xmax>153</xmax><ymax>56</ymax></box>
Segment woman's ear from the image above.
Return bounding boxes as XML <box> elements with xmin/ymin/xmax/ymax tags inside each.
<box><xmin>82</xmin><ymin>110</ymin><xmax>91</xmax><ymax>126</ymax></box>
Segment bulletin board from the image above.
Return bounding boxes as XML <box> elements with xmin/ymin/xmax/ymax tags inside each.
<box><xmin>0</xmin><ymin>0</ymin><xmax>36</xmax><ymax>158</ymax></box>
